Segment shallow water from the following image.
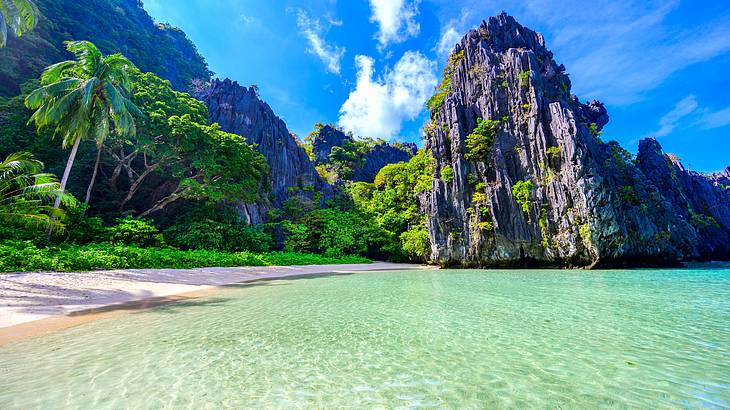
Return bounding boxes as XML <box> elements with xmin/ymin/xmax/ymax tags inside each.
<box><xmin>1</xmin><ymin>268</ymin><xmax>729</xmax><ymax>409</ymax></box>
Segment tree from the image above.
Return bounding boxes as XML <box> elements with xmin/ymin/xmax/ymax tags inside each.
<box><xmin>0</xmin><ymin>151</ymin><xmax>74</xmax><ymax>233</ymax></box>
<box><xmin>0</xmin><ymin>0</ymin><xmax>38</xmax><ymax>48</ymax></box>
<box><xmin>24</xmin><ymin>40</ymin><xmax>142</xmax><ymax>218</ymax></box>
<box><xmin>105</xmin><ymin>71</ymin><xmax>268</xmax><ymax>216</ymax></box>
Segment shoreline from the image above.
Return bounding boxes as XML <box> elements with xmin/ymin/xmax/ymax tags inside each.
<box><xmin>0</xmin><ymin>262</ymin><xmax>433</xmax><ymax>346</ymax></box>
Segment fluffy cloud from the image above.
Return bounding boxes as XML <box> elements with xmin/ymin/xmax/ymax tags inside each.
<box><xmin>338</xmin><ymin>51</ymin><xmax>437</xmax><ymax>139</ymax></box>
<box><xmin>644</xmin><ymin>95</ymin><xmax>698</xmax><ymax>138</ymax></box>
<box><xmin>368</xmin><ymin>0</ymin><xmax>421</xmax><ymax>49</ymax></box>
<box><xmin>436</xmin><ymin>27</ymin><xmax>461</xmax><ymax>57</ymax></box>
<box><xmin>295</xmin><ymin>9</ymin><xmax>346</xmax><ymax>74</ymax></box>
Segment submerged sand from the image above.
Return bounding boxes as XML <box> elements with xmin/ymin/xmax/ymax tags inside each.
<box><xmin>0</xmin><ymin>262</ymin><xmax>430</xmax><ymax>344</ymax></box>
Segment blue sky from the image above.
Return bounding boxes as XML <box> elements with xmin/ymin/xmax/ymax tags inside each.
<box><xmin>144</xmin><ymin>0</ymin><xmax>730</xmax><ymax>172</ymax></box>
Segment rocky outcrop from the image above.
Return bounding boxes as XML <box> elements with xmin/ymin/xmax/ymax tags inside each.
<box><xmin>198</xmin><ymin>79</ymin><xmax>332</xmax><ymax>221</ymax></box>
<box><xmin>355</xmin><ymin>143</ymin><xmax>418</xmax><ymax>182</ymax></box>
<box><xmin>422</xmin><ymin>12</ymin><xmax>730</xmax><ymax>267</ymax></box>
<box><xmin>311</xmin><ymin>125</ymin><xmax>417</xmax><ymax>183</ymax></box>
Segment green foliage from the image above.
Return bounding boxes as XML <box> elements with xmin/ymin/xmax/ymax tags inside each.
<box><xmin>165</xmin><ymin>220</ymin><xmax>271</xmax><ymax>253</ymax></box>
<box><xmin>427</xmin><ymin>50</ymin><xmax>464</xmax><ymax>113</ymax></box>
<box><xmin>0</xmin><ymin>0</ymin><xmax>38</xmax><ymax>48</ymax></box>
<box><xmin>400</xmin><ymin>224</ymin><xmax>431</xmax><ymax>259</ymax></box>
<box><xmin>347</xmin><ymin>151</ymin><xmax>435</xmax><ymax>261</ymax></box>
<box><xmin>106</xmin><ymin>217</ymin><xmax>164</xmax><ymax>247</ymax></box>
<box><xmin>0</xmin><ymin>0</ymin><xmax>210</xmax><ymax>96</ymax></box>
<box><xmin>579</xmin><ymin>223</ymin><xmax>591</xmax><ymax>245</ymax></box>
<box><xmin>26</xmin><ymin>41</ymin><xmax>141</xmax><ymax>150</ymax></box>
<box><xmin>0</xmin><ymin>151</ymin><xmax>74</xmax><ymax>233</ymax></box>
<box><xmin>619</xmin><ymin>186</ymin><xmax>640</xmax><ymax>206</ymax></box>
<box><xmin>689</xmin><ymin>209</ymin><xmax>720</xmax><ymax>229</ymax></box>
<box><xmin>0</xmin><ymin>240</ymin><xmax>370</xmax><ymax>272</ymax></box>
<box><xmin>518</xmin><ymin>70</ymin><xmax>530</xmax><ymax>86</ymax></box>
<box><xmin>511</xmin><ymin>180</ymin><xmax>534</xmax><ymax>214</ymax></box>
<box><xmin>105</xmin><ymin>71</ymin><xmax>267</xmax><ymax>216</ymax></box>
<box><xmin>588</xmin><ymin>122</ymin><xmax>603</xmax><ymax>137</ymax></box>
<box><xmin>560</xmin><ymin>81</ymin><xmax>569</xmax><ymax>95</ymax></box>
<box><xmin>546</xmin><ymin>146</ymin><xmax>561</xmax><ymax>158</ymax></box>
<box><xmin>464</xmin><ymin>118</ymin><xmax>500</xmax><ymax>162</ymax></box>
<box><xmin>441</xmin><ymin>164</ymin><xmax>454</xmax><ymax>183</ymax></box>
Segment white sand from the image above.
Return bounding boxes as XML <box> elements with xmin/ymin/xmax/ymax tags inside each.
<box><xmin>0</xmin><ymin>262</ymin><xmax>430</xmax><ymax>329</ymax></box>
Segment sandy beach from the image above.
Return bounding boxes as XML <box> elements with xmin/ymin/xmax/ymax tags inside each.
<box><xmin>0</xmin><ymin>262</ymin><xmax>431</xmax><ymax>343</ymax></box>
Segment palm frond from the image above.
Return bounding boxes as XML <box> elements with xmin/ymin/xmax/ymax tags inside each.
<box><xmin>40</xmin><ymin>60</ymin><xmax>78</xmax><ymax>85</ymax></box>
<box><xmin>0</xmin><ymin>11</ymin><xmax>7</xmax><ymax>48</ymax></box>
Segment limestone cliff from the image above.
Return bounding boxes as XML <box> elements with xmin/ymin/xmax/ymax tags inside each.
<box><xmin>423</xmin><ymin>13</ymin><xmax>730</xmax><ymax>267</ymax></box>
<box><xmin>311</xmin><ymin>125</ymin><xmax>416</xmax><ymax>183</ymax></box>
<box><xmin>198</xmin><ymin>79</ymin><xmax>332</xmax><ymax>222</ymax></box>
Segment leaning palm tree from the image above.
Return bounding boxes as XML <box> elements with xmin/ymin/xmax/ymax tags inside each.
<box><xmin>0</xmin><ymin>0</ymin><xmax>38</xmax><ymax>48</ymax></box>
<box><xmin>25</xmin><ymin>40</ymin><xmax>142</xmax><ymax>217</ymax></box>
<box><xmin>0</xmin><ymin>151</ymin><xmax>75</xmax><ymax>233</ymax></box>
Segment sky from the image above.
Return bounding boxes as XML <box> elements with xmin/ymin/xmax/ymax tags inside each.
<box><xmin>143</xmin><ymin>0</ymin><xmax>730</xmax><ymax>172</ymax></box>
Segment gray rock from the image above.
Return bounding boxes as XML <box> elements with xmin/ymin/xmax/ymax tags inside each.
<box><xmin>422</xmin><ymin>12</ymin><xmax>730</xmax><ymax>267</ymax></box>
<box><xmin>197</xmin><ymin>79</ymin><xmax>332</xmax><ymax>218</ymax></box>
<box><xmin>311</xmin><ymin>125</ymin><xmax>416</xmax><ymax>183</ymax></box>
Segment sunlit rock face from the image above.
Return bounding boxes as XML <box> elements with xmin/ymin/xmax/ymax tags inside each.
<box><xmin>312</xmin><ymin>125</ymin><xmax>417</xmax><ymax>183</ymax></box>
<box><xmin>422</xmin><ymin>12</ymin><xmax>730</xmax><ymax>267</ymax></box>
<box><xmin>198</xmin><ymin>79</ymin><xmax>332</xmax><ymax>223</ymax></box>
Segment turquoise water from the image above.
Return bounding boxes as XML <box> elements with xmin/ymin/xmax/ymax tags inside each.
<box><xmin>1</xmin><ymin>268</ymin><xmax>729</xmax><ymax>408</ymax></box>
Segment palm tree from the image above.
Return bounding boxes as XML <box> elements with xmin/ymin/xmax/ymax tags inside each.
<box><xmin>0</xmin><ymin>0</ymin><xmax>38</xmax><ymax>48</ymax></box>
<box><xmin>0</xmin><ymin>151</ymin><xmax>74</xmax><ymax>233</ymax></box>
<box><xmin>25</xmin><ymin>40</ymin><xmax>142</xmax><ymax>216</ymax></box>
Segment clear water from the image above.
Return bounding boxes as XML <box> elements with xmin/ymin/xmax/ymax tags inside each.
<box><xmin>1</xmin><ymin>268</ymin><xmax>729</xmax><ymax>409</ymax></box>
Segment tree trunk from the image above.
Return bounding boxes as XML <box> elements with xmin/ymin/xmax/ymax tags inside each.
<box><xmin>139</xmin><ymin>186</ymin><xmax>190</xmax><ymax>218</ymax></box>
<box><xmin>84</xmin><ymin>145</ymin><xmax>102</xmax><ymax>205</ymax></box>
<box><xmin>46</xmin><ymin>136</ymin><xmax>81</xmax><ymax>239</ymax></box>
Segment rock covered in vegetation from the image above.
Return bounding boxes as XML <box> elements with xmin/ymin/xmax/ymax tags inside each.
<box><xmin>198</xmin><ymin>79</ymin><xmax>332</xmax><ymax>221</ymax></box>
<box><xmin>0</xmin><ymin>0</ymin><xmax>211</xmax><ymax>96</ymax></box>
<box><xmin>311</xmin><ymin>124</ymin><xmax>416</xmax><ymax>183</ymax></box>
<box><xmin>423</xmin><ymin>12</ymin><xmax>730</xmax><ymax>267</ymax></box>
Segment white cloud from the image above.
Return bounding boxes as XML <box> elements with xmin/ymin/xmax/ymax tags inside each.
<box><xmin>436</xmin><ymin>27</ymin><xmax>461</xmax><ymax>57</ymax></box>
<box><xmin>368</xmin><ymin>0</ymin><xmax>421</xmax><ymax>49</ymax></box>
<box><xmin>697</xmin><ymin>106</ymin><xmax>730</xmax><ymax>130</ymax></box>
<box><xmin>338</xmin><ymin>51</ymin><xmax>437</xmax><ymax>139</ymax></box>
<box><xmin>643</xmin><ymin>95</ymin><xmax>698</xmax><ymax>138</ymax></box>
<box><xmin>238</xmin><ymin>14</ymin><xmax>256</xmax><ymax>26</ymax></box>
<box><xmin>295</xmin><ymin>9</ymin><xmax>346</xmax><ymax>74</ymax></box>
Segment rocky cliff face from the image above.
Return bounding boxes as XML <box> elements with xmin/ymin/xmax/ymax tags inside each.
<box><xmin>312</xmin><ymin>125</ymin><xmax>417</xmax><ymax>183</ymax></box>
<box><xmin>423</xmin><ymin>13</ymin><xmax>730</xmax><ymax>267</ymax></box>
<box><xmin>198</xmin><ymin>79</ymin><xmax>332</xmax><ymax>222</ymax></box>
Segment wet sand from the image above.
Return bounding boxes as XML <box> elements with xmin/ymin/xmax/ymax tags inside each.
<box><xmin>0</xmin><ymin>262</ymin><xmax>432</xmax><ymax>345</ymax></box>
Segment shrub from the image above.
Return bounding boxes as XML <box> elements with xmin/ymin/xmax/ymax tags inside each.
<box><xmin>0</xmin><ymin>241</ymin><xmax>371</xmax><ymax>272</ymax></box>
<box><xmin>164</xmin><ymin>220</ymin><xmax>272</xmax><ymax>253</ymax></box>
<box><xmin>400</xmin><ymin>224</ymin><xmax>431</xmax><ymax>260</ymax></box>
<box><xmin>464</xmin><ymin>118</ymin><xmax>500</xmax><ymax>162</ymax></box>
<box><xmin>427</xmin><ymin>50</ymin><xmax>465</xmax><ymax>113</ymax></box>
<box><xmin>546</xmin><ymin>146</ymin><xmax>561</xmax><ymax>158</ymax></box>
<box><xmin>689</xmin><ymin>209</ymin><xmax>720</xmax><ymax>229</ymax></box>
<box><xmin>106</xmin><ymin>217</ymin><xmax>165</xmax><ymax>247</ymax></box>
<box><xmin>441</xmin><ymin>165</ymin><xmax>454</xmax><ymax>183</ymax></box>
<box><xmin>619</xmin><ymin>186</ymin><xmax>640</xmax><ymax>206</ymax></box>
<box><xmin>511</xmin><ymin>180</ymin><xmax>534</xmax><ymax>214</ymax></box>
<box><xmin>518</xmin><ymin>70</ymin><xmax>531</xmax><ymax>86</ymax></box>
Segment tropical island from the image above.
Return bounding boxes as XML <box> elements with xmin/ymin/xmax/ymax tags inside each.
<box><xmin>0</xmin><ymin>1</ymin><xmax>729</xmax><ymax>408</ymax></box>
